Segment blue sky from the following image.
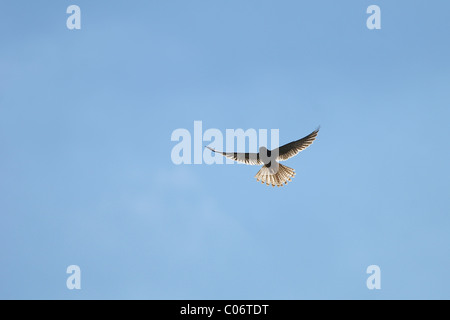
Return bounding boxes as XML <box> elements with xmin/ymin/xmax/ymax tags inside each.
<box><xmin>1</xmin><ymin>0</ymin><xmax>449</xmax><ymax>299</ymax></box>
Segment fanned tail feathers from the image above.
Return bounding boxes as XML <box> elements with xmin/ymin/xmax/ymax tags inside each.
<box><xmin>254</xmin><ymin>163</ymin><xmax>295</xmax><ymax>187</ymax></box>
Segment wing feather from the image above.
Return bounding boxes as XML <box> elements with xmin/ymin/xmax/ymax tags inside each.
<box><xmin>275</xmin><ymin>128</ymin><xmax>319</xmax><ymax>161</ymax></box>
<box><xmin>206</xmin><ymin>146</ymin><xmax>262</xmax><ymax>165</ymax></box>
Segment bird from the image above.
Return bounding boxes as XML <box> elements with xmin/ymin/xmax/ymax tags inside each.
<box><xmin>206</xmin><ymin>127</ymin><xmax>319</xmax><ymax>187</ymax></box>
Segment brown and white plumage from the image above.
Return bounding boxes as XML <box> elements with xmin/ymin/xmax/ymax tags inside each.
<box><xmin>274</xmin><ymin>129</ymin><xmax>319</xmax><ymax>161</ymax></box>
<box><xmin>206</xmin><ymin>127</ymin><xmax>319</xmax><ymax>187</ymax></box>
<box><xmin>204</xmin><ymin>148</ymin><xmax>263</xmax><ymax>165</ymax></box>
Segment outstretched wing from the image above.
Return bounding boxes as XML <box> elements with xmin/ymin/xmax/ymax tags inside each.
<box><xmin>206</xmin><ymin>146</ymin><xmax>263</xmax><ymax>165</ymax></box>
<box><xmin>275</xmin><ymin>128</ymin><xmax>319</xmax><ymax>161</ymax></box>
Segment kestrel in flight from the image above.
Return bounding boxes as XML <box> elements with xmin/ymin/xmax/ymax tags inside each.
<box><xmin>206</xmin><ymin>128</ymin><xmax>319</xmax><ymax>187</ymax></box>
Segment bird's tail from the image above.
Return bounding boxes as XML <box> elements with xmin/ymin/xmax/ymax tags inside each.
<box><xmin>255</xmin><ymin>163</ymin><xmax>295</xmax><ymax>187</ymax></box>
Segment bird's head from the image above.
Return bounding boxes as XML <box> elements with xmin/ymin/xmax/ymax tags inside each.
<box><xmin>259</xmin><ymin>146</ymin><xmax>268</xmax><ymax>155</ymax></box>
<box><xmin>259</xmin><ymin>146</ymin><xmax>272</xmax><ymax>165</ymax></box>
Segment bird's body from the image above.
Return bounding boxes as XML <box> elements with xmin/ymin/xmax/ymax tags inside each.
<box><xmin>206</xmin><ymin>128</ymin><xmax>319</xmax><ymax>187</ymax></box>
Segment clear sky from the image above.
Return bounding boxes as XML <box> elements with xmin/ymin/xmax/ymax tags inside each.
<box><xmin>1</xmin><ymin>0</ymin><xmax>449</xmax><ymax>299</ymax></box>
